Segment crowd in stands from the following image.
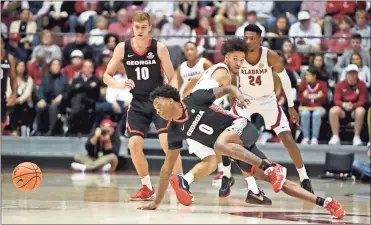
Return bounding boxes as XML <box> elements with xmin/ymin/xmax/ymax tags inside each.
<box><xmin>1</xmin><ymin>1</ymin><xmax>370</xmax><ymax>146</ymax></box>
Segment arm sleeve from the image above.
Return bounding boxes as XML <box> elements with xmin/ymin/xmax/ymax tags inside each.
<box><xmin>168</xmin><ymin>125</ymin><xmax>183</xmax><ymax>150</ymax></box>
<box><xmin>353</xmin><ymin>83</ymin><xmax>367</xmax><ymax>108</ymax></box>
<box><xmin>190</xmin><ymin>89</ymin><xmax>216</xmax><ymax>106</ymax></box>
<box><xmin>277</xmin><ymin>69</ymin><xmax>294</xmax><ymax>107</ymax></box>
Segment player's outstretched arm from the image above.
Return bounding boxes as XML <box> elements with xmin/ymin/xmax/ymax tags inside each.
<box><xmin>158</xmin><ymin>42</ymin><xmax>179</xmax><ymax>90</ymax></box>
<box><xmin>103</xmin><ymin>42</ymin><xmax>128</xmax><ymax>90</ymax></box>
<box><xmin>182</xmin><ymin>74</ymin><xmax>202</xmax><ymax>97</ymax></box>
<box><xmin>213</xmin><ymin>85</ymin><xmax>249</xmax><ymax>108</ymax></box>
<box><xmin>138</xmin><ymin>149</ymin><xmax>181</xmax><ymax>210</ymax></box>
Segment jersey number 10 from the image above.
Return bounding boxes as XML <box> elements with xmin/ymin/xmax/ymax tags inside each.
<box><xmin>135</xmin><ymin>67</ymin><xmax>149</xmax><ymax>80</ymax></box>
<box><xmin>248</xmin><ymin>75</ymin><xmax>262</xmax><ymax>86</ymax></box>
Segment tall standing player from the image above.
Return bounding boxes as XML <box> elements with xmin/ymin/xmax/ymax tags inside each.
<box><xmin>1</xmin><ymin>38</ymin><xmax>17</xmax><ymax>131</ymax></box>
<box><xmin>229</xmin><ymin>24</ymin><xmax>313</xmax><ymax>193</ymax></box>
<box><xmin>103</xmin><ymin>12</ymin><xmax>182</xmax><ymax>201</ymax></box>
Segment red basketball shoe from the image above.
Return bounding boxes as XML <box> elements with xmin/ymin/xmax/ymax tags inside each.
<box><xmin>264</xmin><ymin>163</ymin><xmax>287</xmax><ymax>192</ymax></box>
<box><xmin>324</xmin><ymin>198</ymin><xmax>346</xmax><ymax>219</ymax></box>
<box><xmin>130</xmin><ymin>185</ymin><xmax>155</xmax><ymax>201</ymax></box>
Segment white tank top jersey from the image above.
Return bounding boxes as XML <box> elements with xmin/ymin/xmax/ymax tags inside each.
<box><xmin>179</xmin><ymin>57</ymin><xmax>206</xmax><ymax>94</ymax></box>
<box><xmin>238</xmin><ymin>47</ymin><xmax>275</xmax><ymax>98</ymax></box>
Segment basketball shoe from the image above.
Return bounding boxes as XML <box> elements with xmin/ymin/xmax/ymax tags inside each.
<box><xmin>245</xmin><ymin>189</ymin><xmax>272</xmax><ymax>205</ymax></box>
<box><xmin>324</xmin><ymin>197</ymin><xmax>346</xmax><ymax>219</ymax></box>
<box><xmin>264</xmin><ymin>163</ymin><xmax>287</xmax><ymax>192</ymax></box>
<box><xmin>219</xmin><ymin>176</ymin><xmax>235</xmax><ymax>198</ymax></box>
<box><xmin>170</xmin><ymin>175</ymin><xmax>193</xmax><ymax>206</ymax></box>
<box><xmin>130</xmin><ymin>185</ymin><xmax>155</xmax><ymax>201</ymax></box>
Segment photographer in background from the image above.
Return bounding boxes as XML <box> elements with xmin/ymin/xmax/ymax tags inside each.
<box><xmin>71</xmin><ymin>119</ymin><xmax>120</xmax><ymax>172</ymax></box>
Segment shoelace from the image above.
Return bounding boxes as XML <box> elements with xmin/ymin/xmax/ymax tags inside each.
<box><xmin>259</xmin><ymin>189</ymin><xmax>266</xmax><ymax>196</ymax></box>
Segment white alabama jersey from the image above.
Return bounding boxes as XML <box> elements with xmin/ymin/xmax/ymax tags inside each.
<box><xmin>238</xmin><ymin>47</ymin><xmax>275</xmax><ymax>98</ymax></box>
<box><xmin>179</xmin><ymin>57</ymin><xmax>206</xmax><ymax>94</ymax></box>
<box><xmin>193</xmin><ymin>62</ymin><xmax>231</xmax><ymax>92</ymax></box>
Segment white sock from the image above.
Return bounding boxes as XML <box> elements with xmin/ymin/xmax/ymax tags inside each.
<box><xmin>222</xmin><ymin>164</ymin><xmax>231</xmax><ymax>178</ymax></box>
<box><xmin>297</xmin><ymin>166</ymin><xmax>309</xmax><ymax>182</ymax></box>
<box><xmin>140</xmin><ymin>175</ymin><xmax>152</xmax><ymax>190</ymax></box>
<box><xmin>71</xmin><ymin>162</ymin><xmax>86</xmax><ymax>172</ymax></box>
<box><xmin>217</xmin><ymin>163</ymin><xmax>223</xmax><ymax>172</ymax></box>
<box><xmin>101</xmin><ymin>163</ymin><xmax>111</xmax><ymax>172</ymax></box>
<box><xmin>183</xmin><ymin>172</ymin><xmax>194</xmax><ymax>185</ymax></box>
<box><xmin>245</xmin><ymin>176</ymin><xmax>259</xmax><ymax>194</ymax></box>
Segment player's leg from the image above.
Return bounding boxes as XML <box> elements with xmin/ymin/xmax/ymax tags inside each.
<box><xmin>153</xmin><ymin>114</ymin><xmax>183</xmax><ymax>174</ymax></box>
<box><xmin>328</xmin><ymin>106</ymin><xmax>346</xmax><ymax>144</ymax></box>
<box><xmin>127</xmin><ymin>100</ymin><xmax>155</xmax><ymax>200</ymax></box>
<box><xmin>352</xmin><ymin>107</ymin><xmax>366</xmax><ymax>146</ymax></box>
<box><xmin>212</xmin><ymin>153</ymin><xmax>224</xmax><ymax>184</ymax></box>
<box><xmin>72</xmin><ymin>154</ymin><xmax>95</xmax><ymax>171</ymax></box>
<box><xmin>262</xmin><ymin>100</ymin><xmax>313</xmax><ymax>193</ymax></box>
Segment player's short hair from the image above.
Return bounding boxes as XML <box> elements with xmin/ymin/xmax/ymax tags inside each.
<box><xmin>221</xmin><ymin>38</ymin><xmax>247</xmax><ymax>56</ymax></box>
<box><xmin>244</xmin><ymin>24</ymin><xmax>262</xmax><ymax>36</ymax></box>
<box><xmin>184</xmin><ymin>41</ymin><xmax>197</xmax><ymax>48</ymax></box>
<box><xmin>150</xmin><ymin>85</ymin><xmax>180</xmax><ymax>102</ymax></box>
<box><xmin>132</xmin><ymin>12</ymin><xmax>152</xmax><ymax>25</ymax></box>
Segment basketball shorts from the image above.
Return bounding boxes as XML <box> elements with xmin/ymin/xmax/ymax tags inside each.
<box><xmin>187</xmin><ymin>138</ymin><xmax>216</xmax><ymax>160</ymax></box>
<box><xmin>232</xmin><ymin>93</ymin><xmax>290</xmax><ymax>135</ymax></box>
<box><xmin>126</xmin><ymin>98</ymin><xmax>170</xmax><ymax>138</ymax></box>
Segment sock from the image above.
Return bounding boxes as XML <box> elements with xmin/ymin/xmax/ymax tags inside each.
<box><xmin>222</xmin><ymin>163</ymin><xmax>231</xmax><ymax>178</ymax></box>
<box><xmin>297</xmin><ymin>166</ymin><xmax>309</xmax><ymax>182</ymax></box>
<box><xmin>101</xmin><ymin>163</ymin><xmax>111</xmax><ymax>172</ymax></box>
<box><xmin>217</xmin><ymin>163</ymin><xmax>223</xmax><ymax>172</ymax></box>
<box><xmin>258</xmin><ymin>160</ymin><xmax>272</xmax><ymax>171</ymax></box>
<box><xmin>245</xmin><ymin>176</ymin><xmax>259</xmax><ymax>194</ymax></box>
<box><xmin>183</xmin><ymin>172</ymin><xmax>194</xmax><ymax>185</ymax></box>
<box><xmin>140</xmin><ymin>175</ymin><xmax>152</xmax><ymax>190</ymax></box>
<box><xmin>316</xmin><ymin>197</ymin><xmax>326</xmax><ymax>207</ymax></box>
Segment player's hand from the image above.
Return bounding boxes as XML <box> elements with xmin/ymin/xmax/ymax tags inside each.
<box><xmin>95</xmin><ymin>128</ymin><xmax>102</xmax><ymax>137</ymax></box>
<box><xmin>235</xmin><ymin>94</ymin><xmax>250</xmax><ymax>109</ymax></box>
<box><xmin>288</xmin><ymin>107</ymin><xmax>300</xmax><ymax>127</ymax></box>
<box><xmin>6</xmin><ymin>94</ymin><xmax>17</xmax><ymax>106</ymax></box>
<box><xmin>137</xmin><ymin>201</ymin><xmax>159</xmax><ymax>210</ymax></box>
<box><xmin>123</xmin><ymin>79</ymin><xmax>135</xmax><ymax>90</ymax></box>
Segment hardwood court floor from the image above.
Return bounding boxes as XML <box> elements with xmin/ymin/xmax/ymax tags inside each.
<box><xmin>2</xmin><ymin>172</ymin><xmax>370</xmax><ymax>224</ymax></box>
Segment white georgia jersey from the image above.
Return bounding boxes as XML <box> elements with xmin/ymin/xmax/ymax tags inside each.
<box><xmin>192</xmin><ymin>62</ymin><xmax>231</xmax><ymax>105</ymax></box>
<box><xmin>179</xmin><ymin>57</ymin><xmax>206</xmax><ymax>94</ymax></box>
<box><xmin>238</xmin><ymin>47</ymin><xmax>275</xmax><ymax>98</ymax></box>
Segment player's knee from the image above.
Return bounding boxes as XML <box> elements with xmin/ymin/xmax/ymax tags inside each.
<box><xmin>128</xmin><ymin>139</ymin><xmax>143</xmax><ymax>154</ymax></box>
<box><xmin>213</xmin><ymin>141</ymin><xmax>228</xmax><ymax>155</ymax></box>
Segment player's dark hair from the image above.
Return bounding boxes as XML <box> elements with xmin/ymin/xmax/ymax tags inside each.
<box><xmin>221</xmin><ymin>38</ymin><xmax>247</xmax><ymax>56</ymax></box>
<box><xmin>184</xmin><ymin>41</ymin><xmax>197</xmax><ymax>47</ymax></box>
<box><xmin>150</xmin><ymin>85</ymin><xmax>181</xmax><ymax>102</ymax></box>
<box><xmin>351</xmin><ymin>33</ymin><xmax>362</xmax><ymax>41</ymax></box>
<box><xmin>244</xmin><ymin>24</ymin><xmax>262</xmax><ymax>36</ymax></box>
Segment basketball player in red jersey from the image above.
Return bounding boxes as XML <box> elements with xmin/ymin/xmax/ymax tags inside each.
<box><xmin>224</xmin><ymin>24</ymin><xmax>314</xmax><ymax>194</ymax></box>
<box><xmin>103</xmin><ymin>12</ymin><xmax>182</xmax><ymax>201</ymax></box>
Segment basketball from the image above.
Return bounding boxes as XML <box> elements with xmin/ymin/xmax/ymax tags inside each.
<box><xmin>12</xmin><ymin>162</ymin><xmax>43</xmax><ymax>192</ymax></box>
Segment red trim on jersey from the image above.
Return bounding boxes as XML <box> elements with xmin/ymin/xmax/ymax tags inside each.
<box><xmin>270</xmin><ymin>100</ymin><xmax>282</xmax><ymax>130</ymax></box>
<box><xmin>157</xmin><ymin>120</ymin><xmax>171</xmax><ymax>133</ymax></box>
<box><xmin>209</xmin><ymin>105</ymin><xmax>239</xmax><ymax>119</ymax></box>
<box><xmin>126</xmin><ymin>102</ymin><xmax>145</xmax><ymax>136</ymax></box>
<box><xmin>245</xmin><ymin>47</ymin><xmax>263</xmax><ymax>66</ymax></box>
<box><xmin>231</xmin><ymin>104</ymin><xmax>239</xmax><ymax>116</ymax></box>
<box><xmin>174</xmin><ymin>101</ymin><xmax>189</xmax><ymax>123</ymax></box>
<box><xmin>130</xmin><ymin>38</ymin><xmax>152</xmax><ymax>56</ymax></box>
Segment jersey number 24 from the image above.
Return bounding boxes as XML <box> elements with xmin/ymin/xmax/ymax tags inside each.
<box><xmin>135</xmin><ymin>67</ymin><xmax>149</xmax><ymax>80</ymax></box>
<box><xmin>248</xmin><ymin>75</ymin><xmax>262</xmax><ymax>86</ymax></box>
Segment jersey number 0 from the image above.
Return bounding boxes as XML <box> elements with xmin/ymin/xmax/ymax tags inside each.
<box><xmin>135</xmin><ymin>67</ymin><xmax>149</xmax><ymax>80</ymax></box>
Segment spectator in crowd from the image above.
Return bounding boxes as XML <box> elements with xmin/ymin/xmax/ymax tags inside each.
<box><xmin>89</xmin><ymin>16</ymin><xmax>108</xmax><ymax>46</ymax></box>
<box><xmin>66</xmin><ymin>60</ymin><xmax>100</xmax><ymax>135</ymax></box>
<box><xmin>100</xmin><ymin>1</ymin><xmax>132</xmax><ymax>22</ymax></box>
<box><xmin>35</xmin><ymin>59</ymin><xmax>68</xmax><ymax>136</ymax></box>
<box><xmin>63</xmin><ymin>50</ymin><xmax>84</xmax><ymax>82</ymax></box>
<box><xmin>160</xmin><ymin>10</ymin><xmax>191</xmax><ymax>68</ymax></box>
<box><xmin>214</xmin><ymin>1</ymin><xmax>244</xmax><ymax>35</ymax></box>
<box><xmin>62</xmin><ymin>25</ymin><xmax>93</xmax><ymax>66</ymax></box>
<box><xmin>69</xmin><ymin>1</ymin><xmax>99</xmax><ymax>33</ymax></box>
<box><xmin>26</xmin><ymin>1</ymin><xmax>52</xmax><ymax>22</ymax></box>
<box><xmin>176</xmin><ymin>1</ymin><xmax>198</xmax><ymax>28</ymax></box>
<box><xmin>281</xmin><ymin>39</ymin><xmax>302</xmax><ymax>74</ymax></box>
<box><xmin>190</xmin><ymin>16</ymin><xmax>216</xmax><ymax>58</ymax></box>
<box><xmin>95</xmin><ymin>49</ymin><xmax>112</xmax><ymax>82</ymax></box>
<box><xmin>269</xmin><ymin>1</ymin><xmax>302</xmax><ymax>29</ymax></box>
<box><xmin>327</xmin><ymin>16</ymin><xmax>353</xmax><ymax>52</ymax></box>
<box><xmin>95</xmin><ymin>63</ymin><xmax>132</xmax><ymax>134</ymax></box>
<box><xmin>45</xmin><ymin>1</ymin><xmax>75</xmax><ymax>32</ymax></box>
<box><xmin>2</xmin><ymin>1</ymin><xmax>29</xmax><ymax>17</ymax></box>
<box><xmin>266</xmin><ymin>16</ymin><xmax>289</xmax><ymax>50</ymax></box>
<box><xmin>107</xmin><ymin>9</ymin><xmax>132</xmax><ymax>39</ymax></box>
<box><xmin>308</xmin><ymin>54</ymin><xmax>332</xmax><ymax>84</ymax></box>
<box><xmin>71</xmin><ymin>119</ymin><xmax>120</xmax><ymax>172</ymax></box>
<box><xmin>144</xmin><ymin>1</ymin><xmax>175</xmax><ymax>29</ymax></box>
<box><xmin>351</xmin><ymin>10</ymin><xmax>371</xmax><ymax>51</ymax></box>
<box><xmin>352</xmin><ymin>143</ymin><xmax>370</xmax><ymax>182</ymax></box>
<box><xmin>329</xmin><ymin>64</ymin><xmax>367</xmax><ymax>146</ymax></box>
<box><xmin>333</xmin><ymin>34</ymin><xmax>371</xmax><ymax>75</ymax></box>
<box><xmin>288</xmin><ymin>11</ymin><xmax>322</xmax><ymax>53</ymax></box>
<box><xmin>27</xmin><ymin>47</ymin><xmax>48</xmax><ymax>87</ymax></box>
<box><xmin>339</xmin><ymin>52</ymin><xmax>370</xmax><ymax>87</ymax></box>
<box><xmin>298</xmin><ymin>68</ymin><xmax>328</xmax><ymax>145</ymax></box>
<box><xmin>6</xmin><ymin>34</ymin><xmax>28</xmax><ymax>62</ymax></box>
<box><xmin>324</xmin><ymin>1</ymin><xmax>355</xmax><ymax>36</ymax></box>
<box><xmin>104</xmin><ymin>33</ymin><xmax>120</xmax><ymax>52</ymax></box>
<box><xmin>6</xmin><ymin>60</ymin><xmax>34</xmax><ymax>136</ymax></box>
<box><xmin>300</xmin><ymin>0</ymin><xmax>326</xmax><ymax>27</ymax></box>
<box><xmin>246</xmin><ymin>1</ymin><xmax>274</xmax><ymax>28</ymax></box>
<box><xmin>235</xmin><ymin>11</ymin><xmax>266</xmax><ymax>37</ymax></box>
<box><xmin>31</xmin><ymin>30</ymin><xmax>62</xmax><ymax>64</ymax></box>
<box><xmin>9</xmin><ymin>8</ymin><xmax>37</xmax><ymax>48</ymax></box>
